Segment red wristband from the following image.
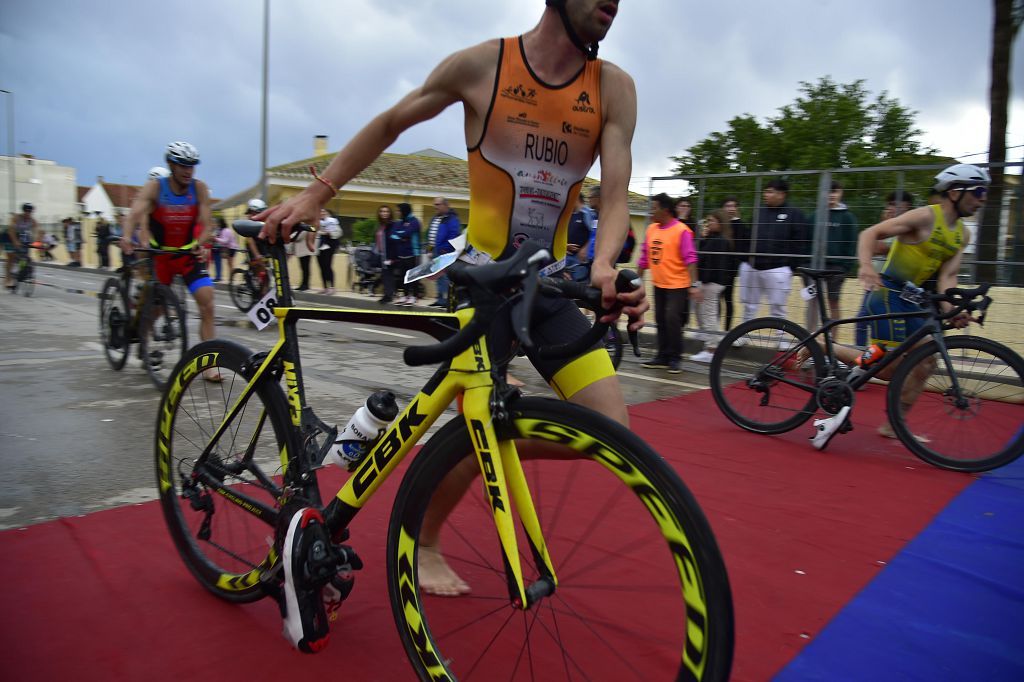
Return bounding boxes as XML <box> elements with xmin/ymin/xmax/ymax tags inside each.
<box><xmin>309</xmin><ymin>166</ymin><xmax>339</xmax><ymax>195</ymax></box>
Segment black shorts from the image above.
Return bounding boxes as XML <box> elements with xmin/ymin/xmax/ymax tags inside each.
<box><xmin>486</xmin><ymin>295</ymin><xmax>615</xmax><ymax>399</ymax></box>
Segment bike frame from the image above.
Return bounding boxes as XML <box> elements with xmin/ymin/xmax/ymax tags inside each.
<box><xmin>779</xmin><ymin>275</ymin><xmax>966</xmax><ymax>398</ymax></box>
<box><xmin>158</xmin><ymin>245</ymin><xmax>557</xmax><ymax>609</ymax></box>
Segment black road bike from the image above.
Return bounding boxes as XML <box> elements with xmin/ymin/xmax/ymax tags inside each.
<box><xmin>8</xmin><ymin>244</ymin><xmax>42</xmax><ymax>296</ymax></box>
<box><xmin>229</xmin><ymin>247</ymin><xmax>272</xmax><ymax>313</ymax></box>
<box><xmin>710</xmin><ymin>267</ymin><xmax>1024</xmax><ymax>473</ymax></box>
<box><xmin>98</xmin><ymin>243</ymin><xmax>189</xmax><ymax>391</ymax></box>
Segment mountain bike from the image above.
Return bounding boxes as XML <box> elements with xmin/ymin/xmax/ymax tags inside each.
<box><xmin>229</xmin><ymin>247</ymin><xmax>272</xmax><ymax>313</ymax></box>
<box><xmin>709</xmin><ymin>266</ymin><xmax>1024</xmax><ymax>473</ymax></box>
<box><xmin>98</xmin><ymin>242</ymin><xmax>188</xmax><ymax>391</ymax></box>
<box><xmin>156</xmin><ymin>221</ymin><xmax>734</xmax><ymax>681</ymax></box>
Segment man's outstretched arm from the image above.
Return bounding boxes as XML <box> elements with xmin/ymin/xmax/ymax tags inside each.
<box><xmin>260</xmin><ymin>42</ymin><xmax>498</xmax><ymax>240</ymax></box>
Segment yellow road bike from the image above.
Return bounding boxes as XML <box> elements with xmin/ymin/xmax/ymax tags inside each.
<box><xmin>156</xmin><ymin>221</ymin><xmax>734</xmax><ymax>681</ymax></box>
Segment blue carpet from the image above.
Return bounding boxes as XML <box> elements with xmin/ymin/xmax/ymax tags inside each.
<box><xmin>775</xmin><ymin>456</ymin><xmax>1024</xmax><ymax>682</ymax></box>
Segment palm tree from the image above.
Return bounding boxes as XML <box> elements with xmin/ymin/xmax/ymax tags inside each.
<box><xmin>980</xmin><ymin>0</ymin><xmax>1023</xmax><ymax>284</ymax></box>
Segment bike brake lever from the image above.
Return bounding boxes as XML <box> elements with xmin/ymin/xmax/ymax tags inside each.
<box><xmin>629</xmin><ymin>329</ymin><xmax>641</xmax><ymax>357</ymax></box>
<box><xmin>512</xmin><ymin>261</ymin><xmax>541</xmax><ymax>349</ymax></box>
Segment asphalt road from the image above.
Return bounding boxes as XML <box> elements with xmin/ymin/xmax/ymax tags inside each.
<box><xmin>0</xmin><ymin>262</ymin><xmax>713</xmax><ymax>530</ymax></box>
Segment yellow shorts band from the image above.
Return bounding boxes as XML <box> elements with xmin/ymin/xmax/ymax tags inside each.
<box><xmin>549</xmin><ymin>347</ymin><xmax>616</xmax><ymax>400</ymax></box>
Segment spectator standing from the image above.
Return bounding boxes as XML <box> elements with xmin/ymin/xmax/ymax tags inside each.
<box><xmin>565</xmin><ymin>193</ymin><xmax>594</xmax><ymax>282</ymax></box>
<box><xmin>427</xmin><ymin>197</ymin><xmax>461</xmax><ymax>307</ymax></box>
<box><xmin>582</xmin><ymin>185</ymin><xmax>601</xmax><ymax>265</ymax></box>
<box><xmin>638</xmin><ymin>193</ymin><xmax>701</xmax><ymax>374</ymax></box>
<box><xmin>293</xmin><ymin>219</ymin><xmax>316</xmax><ymax>291</ymax></box>
<box><xmin>95</xmin><ymin>216</ymin><xmax>112</xmax><ymax>268</ymax></box>
<box><xmin>736</xmin><ymin>179</ymin><xmax>809</xmax><ymax>338</ymax></box>
<box><xmin>212</xmin><ymin>217</ymin><xmax>239</xmax><ymax>282</ymax></box>
<box><xmin>674</xmin><ymin>196</ymin><xmax>695</xmax><ymax>331</ymax></box>
<box><xmin>317</xmin><ymin>208</ymin><xmax>342</xmax><ymax>294</ymax></box>
<box><xmin>719</xmin><ymin>196</ymin><xmax>747</xmax><ymax>330</ymax></box>
<box><xmin>65</xmin><ymin>216</ymin><xmax>83</xmax><ymax>266</ymax></box>
<box><xmin>690</xmin><ymin>210</ymin><xmax>736</xmax><ymax>363</ymax></box>
<box><xmin>207</xmin><ymin>219</ymin><xmax>223</xmax><ymax>281</ymax></box>
<box><xmin>583</xmin><ymin>185</ymin><xmax>634</xmax><ymax>268</ymax></box>
<box><xmin>674</xmin><ymin>196</ymin><xmax>693</xmax><ymax>225</ymax></box>
<box><xmin>392</xmin><ymin>202</ymin><xmax>421</xmax><ymax>305</ymax></box>
<box><xmin>375</xmin><ymin>205</ymin><xmax>397</xmax><ymax>304</ymax></box>
<box><xmin>807</xmin><ymin>181</ymin><xmax>858</xmax><ymax>334</ymax></box>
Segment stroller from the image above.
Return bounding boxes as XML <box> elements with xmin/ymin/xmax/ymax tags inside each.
<box><xmin>351</xmin><ymin>245</ymin><xmax>382</xmax><ymax>295</ymax></box>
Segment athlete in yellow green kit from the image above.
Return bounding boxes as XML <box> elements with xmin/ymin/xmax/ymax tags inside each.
<box><xmin>830</xmin><ymin>163</ymin><xmax>990</xmax><ymax>440</ymax></box>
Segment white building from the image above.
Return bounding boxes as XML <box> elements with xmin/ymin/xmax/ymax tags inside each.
<box><xmin>79</xmin><ymin>178</ymin><xmax>143</xmax><ymax>220</ymax></box>
<box><xmin>0</xmin><ymin>154</ymin><xmax>78</xmax><ymax>225</ymax></box>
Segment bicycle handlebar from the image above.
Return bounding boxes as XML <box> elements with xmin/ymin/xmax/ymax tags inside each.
<box><xmin>931</xmin><ymin>283</ymin><xmax>992</xmax><ymax>327</ymax></box>
<box><xmin>899</xmin><ymin>281</ymin><xmax>993</xmax><ymax>328</ymax></box>
<box><xmin>403</xmin><ymin>241</ymin><xmax>641</xmax><ymax>367</ymax></box>
<box><xmin>232</xmin><ymin>219</ymin><xmax>314</xmax><ymax>244</ymax></box>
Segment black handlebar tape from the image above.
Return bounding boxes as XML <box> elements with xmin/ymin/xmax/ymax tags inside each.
<box><xmin>533</xmin><ymin>270</ymin><xmax>639</xmax><ymax>360</ymax></box>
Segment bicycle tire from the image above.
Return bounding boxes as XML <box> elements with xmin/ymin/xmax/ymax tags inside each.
<box><xmin>140</xmin><ymin>283</ymin><xmax>188</xmax><ymax>391</ymax></box>
<box><xmin>386</xmin><ymin>397</ymin><xmax>734</xmax><ymax>681</ymax></box>
<box><xmin>887</xmin><ymin>335</ymin><xmax>1024</xmax><ymax>473</ymax></box>
<box><xmin>172</xmin><ymin>274</ymin><xmax>189</xmax><ymax>315</ymax></box>
<box><xmin>229</xmin><ymin>268</ymin><xmax>256</xmax><ymax>313</ymax></box>
<box><xmin>709</xmin><ymin>317</ymin><xmax>825</xmax><ymax>434</ymax></box>
<box><xmin>19</xmin><ymin>266</ymin><xmax>35</xmax><ymax>297</ymax></box>
<box><xmin>99</xmin><ymin>277</ymin><xmax>130</xmax><ymax>370</ymax></box>
<box><xmin>156</xmin><ymin>338</ymin><xmax>293</xmax><ymax>603</ymax></box>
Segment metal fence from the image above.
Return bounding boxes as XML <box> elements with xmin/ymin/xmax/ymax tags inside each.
<box><xmin>647</xmin><ymin>161</ymin><xmax>1024</xmax><ymax>355</ymax></box>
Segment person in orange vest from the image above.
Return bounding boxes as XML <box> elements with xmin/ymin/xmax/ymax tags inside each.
<box><xmin>638</xmin><ymin>193</ymin><xmax>702</xmax><ymax>374</ymax></box>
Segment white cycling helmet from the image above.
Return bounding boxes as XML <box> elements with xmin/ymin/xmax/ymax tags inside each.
<box><xmin>246</xmin><ymin>198</ymin><xmax>267</xmax><ymax>214</ymax></box>
<box><xmin>165</xmin><ymin>141</ymin><xmax>200</xmax><ymax>167</ymax></box>
<box><xmin>933</xmin><ymin>163</ymin><xmax>991</xmax><ymax>192</ymax></box>
<box><xmin>148</xmin><ymin>166</ymin><xmax>170</xmax><ymax>180</ymax></box>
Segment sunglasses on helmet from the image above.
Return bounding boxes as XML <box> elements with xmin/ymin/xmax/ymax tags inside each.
<box><xmin>959</xmin><ymin>186</ymin><xmax>987</xmax><ymax>198</ymax></box>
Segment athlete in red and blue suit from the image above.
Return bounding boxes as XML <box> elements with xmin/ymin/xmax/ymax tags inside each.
<box><xmin>122</xmin><ymin>141</ymin><xmax>219</xmax><ymax>376</ymax></box>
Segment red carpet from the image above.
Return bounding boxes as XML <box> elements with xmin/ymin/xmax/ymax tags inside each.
<box><xmin>0</xmin><ymin>386</ymin><xmax>973</xmax><ymax>681</ymax></box>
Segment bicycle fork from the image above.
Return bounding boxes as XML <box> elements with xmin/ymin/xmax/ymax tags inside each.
<box><xmin>462</xmin><ymin>384</ymin><xmax>558</xmax><ymax>609</ymax></box>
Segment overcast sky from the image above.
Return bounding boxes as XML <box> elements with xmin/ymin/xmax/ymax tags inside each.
<box><xmin>1</xmin><ymin>0</ymin><xmax>1021</xmax><ymax>198</ymax></box>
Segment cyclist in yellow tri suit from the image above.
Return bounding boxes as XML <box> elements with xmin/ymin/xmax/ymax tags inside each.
<box><xmin>834</xmin><ymin>163</ymin><xmax>990</xmax><ymax>439</ymax></box>
<box><xmin>260</xmin><ymin>1</ymin><xmax>646</xmax><ymax>636</ymax></box>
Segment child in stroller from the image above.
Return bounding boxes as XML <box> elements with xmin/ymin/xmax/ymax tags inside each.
<box><xmin>351</xmin><ymin>245</ymin><xmax>382</xmax><ymax>295</ymax></box>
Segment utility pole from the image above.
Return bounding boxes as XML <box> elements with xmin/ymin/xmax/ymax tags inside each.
<box><xmin>259</xmin><ymin>0</ymin><xmax>270</xmax><ymax>202</ymax></box>
<box><xmin>0</xmin><ymin>89</ymin><xmax>14</xmax><ymax>216</ymax></box>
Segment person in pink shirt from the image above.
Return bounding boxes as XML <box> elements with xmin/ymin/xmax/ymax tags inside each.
<box><xmin>638</xmin><ymin>193</ymin><xmax>702</xmax><ymax>373</ymax></box>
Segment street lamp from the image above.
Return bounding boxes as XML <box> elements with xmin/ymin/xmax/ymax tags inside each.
<box><xmin>259</xmin><ymin>0</ymin><xmax>269</xmax><ymax>202</ymax></box>
<box><xmin>0</xmin><ymin>89</ymin><xmax>13</xmax><ymax>216</ymax></box>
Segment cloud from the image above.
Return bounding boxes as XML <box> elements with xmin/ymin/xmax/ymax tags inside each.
<box><xmin>0</xmin><ymin>0</ymin><xmax>1020</xmax><ymax>199</ymax></box>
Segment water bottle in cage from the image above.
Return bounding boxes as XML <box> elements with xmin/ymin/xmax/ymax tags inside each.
<box><xmin>328</xmin><ymin>390</ymin><xmax>400</xmax><ymax>470</ymax></box>
<box><xmin>848</xmin><ymin>343</ymin><xmax>887</xmax><ymax>382</ymax></box>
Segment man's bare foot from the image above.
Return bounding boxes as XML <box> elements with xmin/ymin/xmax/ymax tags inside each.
<box><xmin>507</xmin><ymin>374</ymin><xmax>525</xmax><ymax>388</ymax></box>
<box><xmin>418</xmin><ymin>545</ymin><xmax>470</xmax><ymax>596</ymax></box>
<box><xmin>878</xmin><ymin>422</ymin><xmax>930</xmax><ymax>443</ymax></box>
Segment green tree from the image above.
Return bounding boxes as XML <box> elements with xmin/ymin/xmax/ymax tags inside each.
<box><xmin>670</xmin><ymin>77</ymin><xmax>950</xmax><ymax>212</ymax></box>
<box><xmin>351</xmin><ymin>218</ymin><xmax>378</xmax><ymax>245</ymax></box>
